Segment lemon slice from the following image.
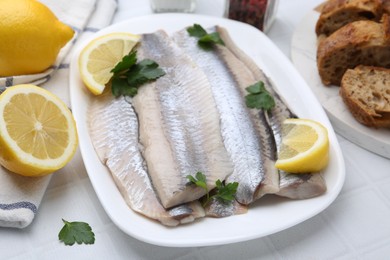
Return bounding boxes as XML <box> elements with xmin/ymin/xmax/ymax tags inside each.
<box><xmin>78</xmin><ymin>32</ymin><xmax>141</xmax><ymax>95</ymax></box>
<box><xmin>275</xmin><ymin>118</ymin><xmax>329</xmax><ymax>173</ymax></box>
<box><xmin>0</xmin><ymin>84</ymin><xmax>78</xmax><ymax>177</ymax></box>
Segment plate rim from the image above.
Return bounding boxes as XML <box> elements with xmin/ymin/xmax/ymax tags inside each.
<box><xmin>70</xmin><ymin>13</ymin><xmax>345</xmax><ymax>247</ymax></box>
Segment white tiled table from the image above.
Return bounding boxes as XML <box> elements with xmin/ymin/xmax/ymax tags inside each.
<box><xmin>2</xmin><ymin>0</ymin><xmax>390</xmax><ymax>259</ymax></box>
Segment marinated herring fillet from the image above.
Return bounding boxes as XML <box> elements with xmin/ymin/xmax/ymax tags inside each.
<box><xmin>88</xmin><ymin>92</ymin><xmax>205</xmax><ymax>226</ymax></box>
<box><xmin>277</xmin><ymin>172</ymin><xmax>327</xmax><ymax>199</ymax></box>
<box><xmin>204</xmin><ymin>198</ymin><xmax>248</xmax><ymax>218</ymax></box>
<box><xmin>215</xmin><ymin>26</ymin><xmax>327</xmax><ymax>199</ymax></box>
<box><xmin>173</xmin><ymin>27</ymin><xmax>279</xmax><ymax>206</ymax></box>
<box><xmin>132</xmin><ymin>30</ymin><xmax>233</xmax><ymax>209</ymax></box>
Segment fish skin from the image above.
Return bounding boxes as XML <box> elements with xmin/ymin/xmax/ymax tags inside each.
<box><xmin>205</xmin><ymin>198</ymin><xmax>248</xmax><ymax>218</ymax></box>
<box><xmin>173</xmin><ymin>28</ymin><xmax>279</xmax><ymax>206</ymax></box>
<box><xmin>277</xmin><ymin>171</ymin><xmax>327</xmax><ymax>200</ymax></box>
<box><xmin>215</xmin><ymin>26</ymin><xmax>327</xmax><ymax>199</ymax></box>
<box><xmin>132</xmin><ymin>30</ymin><xmax>233</xmax><ymax>209</ymax></box>
<box><xmin>88</xmin><ymin>92</ymin><xmax>205</xmax><ymax>226</ymax></box>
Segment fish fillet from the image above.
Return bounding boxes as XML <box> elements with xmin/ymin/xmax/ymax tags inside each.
<box><xmin>215</xmin><ymin>26</ymin><xmax>327</xmax><ymax>199</ymax></box>
<box><xmin>277</xmin><ymin>172</ymin><xmax>327</xmax><ymax>199</ymax></box>
<box><xmin>205</xmin><ymin>199</ymin><xmax>248</xmax><ymax>218</ymax></box>
<box><xmin>173</xmin><ymin>28</ymin><xmax>279</xmax><ymax>205</ymax></box>
<box><xmin>132</xmin><ymin>30</ymin><xmax>233</xmax><ymax>209</ymax></box>
<box><xmin>88</xmin><ymin>92</ymin><xmax>205</xmax><ymax>226</ymax></box>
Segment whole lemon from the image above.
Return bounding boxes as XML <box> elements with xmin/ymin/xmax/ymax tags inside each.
<box><xmin>0</xmin><ymin>0</ymin><xmax>74</xmax><ymax>76</ymax></box>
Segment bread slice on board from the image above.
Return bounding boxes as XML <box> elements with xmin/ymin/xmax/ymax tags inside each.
<box><xmin>316</xmin><ymin>0</ymin><xmax>383</xmax><ymax>36</ymax></box>
<box><xmin>340</xmin><ymin>65</ymin><xmax>390</xmax><ymax>128</ymax></box>
<box><xmin>383</xmin><ymin>0</ymin><xmax>390</xmax><ymax>14</ymax></box>
<box><xmin>317</xmin><ymin>14</ymin><xmax>390</xmax><ymax>86</ymax></box>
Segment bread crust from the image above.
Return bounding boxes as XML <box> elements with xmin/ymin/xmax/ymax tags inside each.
<box><xmin>316</xmin><ymin>0</ymin><xmax>383</xmax><ymax>36</ymax></box>
<box><xmin>317</xmin><ymin>14</ymin><xmax>390</xmax><ymax>86</ymax></box>
<box><xmin>340</xmin><ymin>65</ymin><xmax>390</xmax><ymax>128</ymax></box>
<box><xmin>383</xmin><ymin>0</ymin><xmax>390</xmax><ymax>14</ymax></box>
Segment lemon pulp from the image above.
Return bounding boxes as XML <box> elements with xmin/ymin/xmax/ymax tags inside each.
<box><xmin>275</xmin><ymin>118</ymin><xmax>329</xmax><ymax>173</ymax></box>
<box><xmin>0</xmin><ymin>84</ymin><xmax>78</xmax><ymax>177</ymax></box>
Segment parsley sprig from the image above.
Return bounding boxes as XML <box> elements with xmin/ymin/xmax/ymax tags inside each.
<box><xmin>58</xmin><ymin>219</ymin><xmax>95</xmax><ymax>246</ymax></box>
<box><xmin>187</xmin><ymin>24</ymin><xmax>225</xmax><ymax>50</ymax></box>
<box><xmin>245</xmin><ymin>81</ymin><xmax>275</xmax><ymax>111</ymax></box>
<box><xmin>187</xmin><ymin>172</ymin><xmax>238</xmax><ymax>207</ymax></box>
<box><xmin>110</xmin><ymin>50</ymin><xmax>165</xmax><ymax>97</ymax></box>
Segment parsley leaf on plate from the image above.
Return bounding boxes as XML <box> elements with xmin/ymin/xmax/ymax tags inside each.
<box><xmin>110</xmin><ymin>51</ymin><xmax>137</xmax><ymax>74</ymax></box>
<box><xmin>214</xmin><ymin>180</ymin><xmax>239</xmax><ymax>203</ymax></box>
<box><xmin>245</xmin><ymin>81</ymin><xmax>275</xmax><ymax>111</ymax></box>
<box><xmin>187</xmin><ymin>23</ymin><xmax>208</xmax><ymax>38</ymax></box>
<box><xmin>110</xmin><ymin>50</ymin><xmax>165</xmax><ymax>97</ymax></box>
<box><xmin>187</xmin><ymin>171</ymin><xmax>208</xmax><ymax>191</ymax></box>
<box><xmin>187</xmin><ymin>24</ymin><xmax>225</xmax><ymax>50</ymax></box>
<box><xmin>186</xmin><ymin>172</ymin><xmax>238</xmax><ymax>207</ymax></box>
<box><xmin>126</xmin><ymin>59</ymin><xmax>165</xmax><ymax>87</ymax></box>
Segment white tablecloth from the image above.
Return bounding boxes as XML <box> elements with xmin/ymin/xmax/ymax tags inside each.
<box><xmin>2</xmin><ymin>0</ymin><xmax>390</xmax><ymax>259</ymax></box>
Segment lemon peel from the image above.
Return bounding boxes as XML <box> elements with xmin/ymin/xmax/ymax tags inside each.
<box><xmin>0</xmin><ymin>0</ymin><xmax>74</xmax><ymax>76</ymax></box>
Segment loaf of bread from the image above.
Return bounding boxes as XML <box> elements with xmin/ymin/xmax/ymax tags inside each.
<box><xmin>316</xmin><ymin>0</ymin><xmax>383</xmax><ymax>36</ymax></box>
<box><xmin>317</xmin><ymin>14</ymin><xmax>390</xmax><ymax>86</ymax></box>
<box><xmin>340</xmin><ymin>65</ymin><xmax>390</xmax><ymax>128</ymax></box>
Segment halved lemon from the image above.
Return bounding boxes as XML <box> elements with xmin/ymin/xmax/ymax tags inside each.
<box><xmin>78</xmin><ymin>32</ymin><xmax>141</xmax><ymax>95</ymax></box>
<box><xmin>275</xmin><ymin>118</ymin><xmax>329</xmax><ymax>173</ymax></box>
<box><xmin>0</xmin><ymin>84</ymin><xmax>78</xmax><ymax>177</ymax></box>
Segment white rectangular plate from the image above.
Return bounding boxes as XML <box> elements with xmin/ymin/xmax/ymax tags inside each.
<box><xmin>69</xmin><ymin>13</ymin><xmax>345</xmax><ymax>247</ymax></box>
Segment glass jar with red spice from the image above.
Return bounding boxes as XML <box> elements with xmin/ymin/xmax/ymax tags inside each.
<box><xmin>228</xmin><ymin>0</ymin><xmax>279</xmax><ymax>32</ymax></box>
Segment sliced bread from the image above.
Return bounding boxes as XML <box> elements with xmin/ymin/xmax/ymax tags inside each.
<box><xmin>316</xmin><ymin>0</ymin><xmax>383</xmax><ymax>36</ymax></box>
<box><xmin>340</xmin><ymin>65</ymin><xmax>390</xmax><ymax>128</ymax></box>
<box><xmin>317</xmin><ymin>14</ymin><xmax>390</xmax><ymax>86</ymax></box>
<box><xmin>383</xmin><ymin>0</ymin><xmax>390</xmax><ymax>14</ymax></box>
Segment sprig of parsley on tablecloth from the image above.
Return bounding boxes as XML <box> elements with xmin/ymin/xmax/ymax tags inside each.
<box><xmin>187</xmin><ymin>172</ymin><xmax>238</xmax><ymax>207</ymax></box>
<box><xmin>110</xmin><ymin>50</ymin><xmax>165</xmax><ymax>97</ymax></box>
<box><xmin>58</xmin><ymin>219</ymin><xmax>95</xmax><ymax>246</ymax></box>
<box><xmin>245</xmin><ymin>81</ymin><xmax>275</xmax><ymax>111</ymax></box>
<box><xmin>187</xmin><ymin>24</ymin><xmax>225</xmax><ymax>50</ymax></box>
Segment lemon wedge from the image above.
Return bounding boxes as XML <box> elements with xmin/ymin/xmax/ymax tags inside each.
<box><xmin>0</xmin><ymin>84</ymin><xmax>78</xmax><ymax>177</ymax></box>
<box><xmin>78</xmin><ymin>32</ymin><xmax>141</xmax><ymax>95</ymax></box>
<box><xmin>275</xmin><ymin>118</ymin><xmax>329</xmax><ymax>173</ymax></box>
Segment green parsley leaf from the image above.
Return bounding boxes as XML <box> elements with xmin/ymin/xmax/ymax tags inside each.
<box><xmin>112</xmin><ymin>77</ymin><xmax>138</xmax><ymax>97</ymax></box>
<box><xmin>58</xmin><ymin>219</ymin><xmax>95</xmax><ymax>246</ymax></box>
<box><xmin>110</xmin><ymin>50</ymin><xmax>165</xmax><ymax>97</ymax></box>
<box><xmin>199</xmin><ymin>32</ymin><xmax>225</xmax><ymax>46</ymax></box>
<box><xmin>127</xmin><ymin>59</ymin><xmax>165</xmax><ymax>87</ymax></box>
<box><xmin>245</xmin><ymin>81</ymin><xmax>275</xmax><ymax>111</ymax></box>
<box><xmin>187</xmin><ymin>24</ymin><xmax>225</xmax><ymax>50</ymax></box>
<box><xmin>111</xmin><ymin>51</ymin><xmax>137</xmax><ymax>74</ymax></box>
<box><xmin>186</xmin><ymin>23</ymin><xmax>208</xmax><ymax>38</ymax></box>
<box><xmin>186</xmin><ymin>172</ymin><xmax>238</xmax><ymax>207</ymax></box>
<box><xmin>186</xmin><ymin>171</ymin><xmax>207</xmax><ymax>191</ymax></box>
<box><xmin>214</xmin><ymin>180</ymin><xmax>239</xmax><ymax>203</ymax></box>
<box><xmin>246</xmin><ymin>82</ymin><xmax>263</xmax><ymax>94</ymax></box>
